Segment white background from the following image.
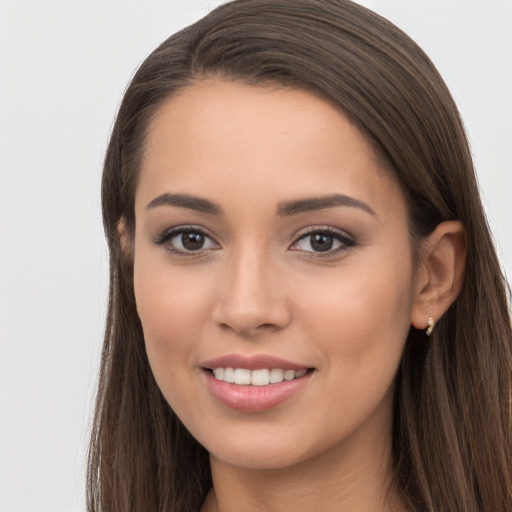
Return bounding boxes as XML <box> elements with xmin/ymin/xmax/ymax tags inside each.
<box><xmin>0</xmin><ymin>1</ymin><xmax>510</xmax><ymax>510</ymax></box>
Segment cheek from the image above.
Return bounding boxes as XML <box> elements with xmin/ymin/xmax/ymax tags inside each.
<box><xmin>133</xmin><ymin>259</ymin><xmax>217</xmax><ymax>418</ymax></box>
<box><xmin>285</xmin><ymin>256</ymin><xmax>414</xmax><ymax>447</ymax></box>
<box><xmin>298</xmin><ymin>248</ymin><xmax>414</xmax><ymax>387</ymax></box>
<box><xmin>133</xmin><ymin>253</ymin><xmax>214</xmax><ymax>371</ymax></box>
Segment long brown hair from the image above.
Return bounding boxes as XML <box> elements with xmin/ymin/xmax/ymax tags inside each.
<box><xmin>87</xmin><ymin>1</ymin><xmax>512</xmax><ymax>510</ymax></box>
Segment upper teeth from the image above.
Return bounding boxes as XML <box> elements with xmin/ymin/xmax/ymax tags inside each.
<box><xmin>213</xmin><ymin>368</ymin><xmax>307</xmax><ymax>386</ymax></box>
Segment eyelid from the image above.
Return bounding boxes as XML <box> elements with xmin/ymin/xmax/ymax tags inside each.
<box><xmin>152</xmin><ymin>224</ymin><xmax>355</xmax><ymax>257</ymax></box>
<box><xmin>289</xmin><ymin>226</ymin><xmax>356</xmax><ymax>254</ymax></box>
<box><xmin>153</xmin><ymin>225</ymin><xmax>221</xmax><ymax>255</ymax></box>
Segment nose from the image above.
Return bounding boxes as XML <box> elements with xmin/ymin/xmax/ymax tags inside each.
<box><xmin>211</xmin><ymin>248</ymin><xmax>292</xmax><ymax>337</ymax></box>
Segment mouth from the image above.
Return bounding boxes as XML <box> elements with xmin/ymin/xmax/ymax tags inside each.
<box><xmin>206</xmin><ymin>367</ymin><xmax>312</xmax><ymax>386</ymax></box>
<box><xmin>201</xmin><ymin>358</ymin><xmax>315</xmax><ymax>412</ymax></box>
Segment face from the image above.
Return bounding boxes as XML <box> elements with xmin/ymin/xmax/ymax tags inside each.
<box><xmin>132</xmin><ymin>81</ymin><xmax>417</xmax><ymax>471</ymax></box>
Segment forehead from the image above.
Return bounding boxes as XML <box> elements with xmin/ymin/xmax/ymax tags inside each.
<box><xmin>136</xmin><ymin>80</ymin><xmax>405</xmax><ymax>219</ymax></box>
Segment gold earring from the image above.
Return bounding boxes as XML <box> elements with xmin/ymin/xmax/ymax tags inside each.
<box><xmin>425</xmin><ymin>315</ymin><xmax>434</xmax><ymax>336</ymax></box>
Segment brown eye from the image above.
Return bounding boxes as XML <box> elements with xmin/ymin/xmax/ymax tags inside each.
<box><xmin>181</xmin><ymin>232</ymin><xmax>206</xmax><ymax>250</ymax></box>
<box><xmin>169</xmin><ymin>230</ymin><xmax>219</xmax><ymax>252</ymax></box>
<box><xmin>310</xmin><ymin>234</ymin><xmax>334</xmax><ymax>252</ymax></box>
<box><xmin>290</xmin><ymin>228</ymin><xmax>355</xmax><ymax>255</ymax></box>
<box><xmin>154</xmin><ymin>227</ymin><xmax>220</xmax><ymax>255</ymax></box>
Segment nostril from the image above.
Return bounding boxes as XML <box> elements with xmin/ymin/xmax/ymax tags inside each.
<box><xmin>211</xmin><ymin>291</ymin><xmax>292</xmax><ymax>336</ymax></box>
<box><xmin>258</xmin><ymin>323</ymin><xmax>280</xmax><ymax>331</ymax></box>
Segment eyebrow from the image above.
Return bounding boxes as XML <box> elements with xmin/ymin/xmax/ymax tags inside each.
<box><xmin>146</xmin><ymin>193</ymin><xmax>222</xmax><ymax>215</ymax></box>
<box><xmin>146</xmin><ymin>192</ymin><xmax>375</xmax><ymax>217</ymax></box>
<box><xmin>277</xmin><ymin>194</ymin><xmax>376</xmax><ymax>216</ymax></box>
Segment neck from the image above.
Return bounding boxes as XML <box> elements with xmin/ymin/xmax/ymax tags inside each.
<box><xmin>202</xmin><ymin>419</ymin><xmax>405</xmax><ymax>512</ymax></box>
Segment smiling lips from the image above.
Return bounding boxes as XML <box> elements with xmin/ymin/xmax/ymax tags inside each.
<box><xmin>212</xmin><ymin>367</ymin><xmax>307</xmax><ymax>386</ymax></box>
<box><xmin>202</xmin><ymin>355</ymin><xmax>313</xmax><ymax>412</ymax></box>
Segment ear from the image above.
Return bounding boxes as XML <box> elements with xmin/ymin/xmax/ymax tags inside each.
<box><xmin>117</xmin><ymin>217</ymin><xmax>134</xmax><ymax>259</ymax></box>
<box><xmin>410</xmin><ymin>221</ymin><xmax>467</xmax><ymax>332</ymax></box>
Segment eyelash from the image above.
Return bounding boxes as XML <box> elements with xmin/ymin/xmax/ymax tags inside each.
<box><xmin>291</xmin><ymin>226</ymin><xmax>356</xmax><ymax>256</ymax></box>
<box><xmin>153</xmin><ymin>225</ymin><xmax>356</xmax><ymax>257</ymax></box>
<box><xmin>153</xmin><ymin>226</ymin><xmax>218</xmax><ymax>257</ymax></box>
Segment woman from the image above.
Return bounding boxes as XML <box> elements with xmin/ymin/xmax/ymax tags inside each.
<box><xmin>87</xmin><ymin>1</ymin><xmax>512</xmax><ymax>510</ymax></box>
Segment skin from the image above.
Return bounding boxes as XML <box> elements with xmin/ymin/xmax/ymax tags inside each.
<box><xmin>128</xmin><ymin>80</ymin><xmax>465</xmax><ymax>512</ymax></box>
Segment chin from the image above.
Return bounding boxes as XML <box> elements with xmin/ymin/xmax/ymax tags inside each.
<box><xmin>209</xmin><ymin>443</ymin><xmax>309</xmax><ymax>471</ymax></box>
<box><xmin>189</xmin><ymin>420</ymin><xmax>309</xmax><ymax>470</ymax></box>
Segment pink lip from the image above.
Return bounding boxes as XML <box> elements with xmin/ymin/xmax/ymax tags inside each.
<box><xmin>201</xmin><ymin>354</ymin><xmax>308</xmax><ymax>371</ymax></box>
<box><xmin>203</xmin><ymin>370</ymin><xmax>312</xmax><ymax>412</ymax></box>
